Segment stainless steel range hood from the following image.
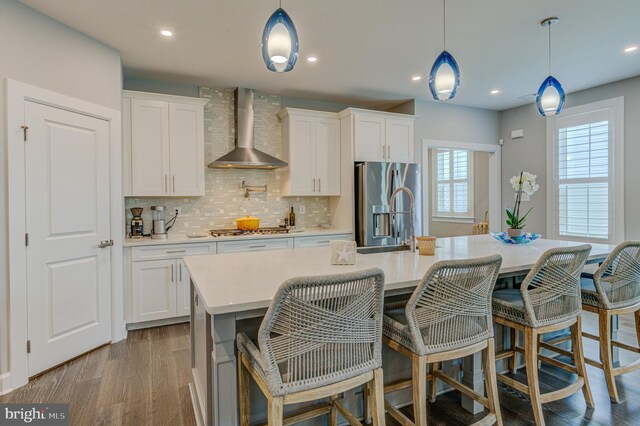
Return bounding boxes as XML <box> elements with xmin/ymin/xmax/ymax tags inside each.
<box><xmin>208</xmin><ymin>88</ymin><xmax>287</xmax><ymax>169</ymax></box>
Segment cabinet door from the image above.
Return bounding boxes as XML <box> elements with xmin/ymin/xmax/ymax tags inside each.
<box><xmin>131</xmin><ymin>259</ymin><xmax>177</xmax><ymax>322</ymax></box>
<box><xmin>315</xmin><ymin>118</ymin><xmax>341</xmax><ymax>195</ymax></box>
<box><xmin>385</xmin><ymin>118</ymin><xmax>414</xmax><ymax>163</ymax></box>
<box><xmin>217</xmin><ymin>238</ymin><xmax>294</xmax><ymax>254</ymax></box>
<box><xmin>176</xmin><ymin>259</ymin><xmax>190</xmax><ymax>317</ymax></box>
<box><xmin>131</xmin><ymin>99</ymin><xmax>170</xmax><ymax>196</ymax></box>
<box><xmin>288</xmin><ymin>115</ymin><xmax>316</xmax><ymax>195</ymax></box>
<box><xmin>169</xmin><ymin>103</ymin><xmax>205</xmax><ymax>196</ymax></box>
<box><xmin>354</xmin><ymin>114</ymin><xmax>385</xmax><ymax>162</ymax></box>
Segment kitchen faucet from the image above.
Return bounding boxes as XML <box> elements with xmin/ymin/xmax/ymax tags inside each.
<box><xmin>390</xmin><ymin>186</ymin><xmax>416</xmax><ymax>252</ymax></box>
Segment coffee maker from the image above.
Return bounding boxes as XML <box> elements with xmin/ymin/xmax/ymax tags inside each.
<box><xmin>151</xmin><ymin>205</ymin><xmax>168</xmax><ymax>239</ymax></box>
<box><xmin>129</xmin><ymin>207</ymin><xmax>145</xmax><ymax>238</ymax></box>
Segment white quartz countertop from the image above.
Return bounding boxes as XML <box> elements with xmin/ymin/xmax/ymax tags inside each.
<box><xmin>184</xmin><ymin>235</ymin><xmax>615</xmax><ymax>315</ymax></box>
<box><xmin>123</xmin><ymin>228</ymin><xmax>353</xmax><ymax>247</ymax></box>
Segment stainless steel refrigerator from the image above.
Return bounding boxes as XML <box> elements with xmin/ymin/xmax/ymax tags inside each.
<box><xmin>355</xmin><ymin>162</ymin><xmax>421</xmax><ymax>248</ymax></box>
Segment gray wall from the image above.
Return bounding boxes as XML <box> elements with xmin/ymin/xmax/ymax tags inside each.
<box><xmin>0</xmin><ymin>0</ymin><xmax>122</xmax><ymax>377</ymax></box>
<box><xmin>499</xmin><ymin>75</ymin><xmax>640</xmax><ymax>239</ymax></box>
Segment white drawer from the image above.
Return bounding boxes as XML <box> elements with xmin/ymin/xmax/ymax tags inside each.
<box><xmin>217</xmin><ymin>238</ymin><xmax>293</xmax><ymax>254</ymax></box>
<box><xmin>293</xmin><ymin>234</ymin><xmax>353</xmax><ymax>248</ymax></box>
<box><xmin>131</xmin><ymin>243</ymin><xmax>215</xmax><ymax>261</ymax></box>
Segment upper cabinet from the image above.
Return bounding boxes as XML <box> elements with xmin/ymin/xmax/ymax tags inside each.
<box><xmin>342</xmin><ymin>109</ymin><xmax>415</xmax><ymax>163</ymax></box>
<box><xmin>123</xmin><ymin>91</ymin><xmax>209</xmax><ymax>197</ymax></box>
<box><xmin>278</xmin><ymin>108</ymin><xmax>341</xmax><ymax>196</ymax></box>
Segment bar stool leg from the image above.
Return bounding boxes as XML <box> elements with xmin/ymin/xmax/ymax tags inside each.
<box><xmin>330</xmin><ymin>395</ymin><xmax>339</xmax><ymax>426</ymax></box>
<box><xmin>412</xmin><ymin>355</ymin><xmax>428</xmax><ymax>425</ymax></box>
<box><xmin>268</xmin><ymin>396</ymin><xmax>284</xmax><ymax>426</ymax></box>
<box><xmin>524</xmin><ymin>327</ymin><xmax>545</xmax><ymax>426</ymax></box>
<box><xmin>238</xmin><ymin>352</ymin><xmax>251</xmax><ymax>426</ymax></box>
<box><xmin>483</xmin><ymin>338</ymin><xmax>503</xmax><ymax>426</ymax></box>
<box><xmin>363</xmin><ymin>381</ymin><xmax>372</xmax><ymax>424</ymax></box>
<box><xmin>509</xmin><ymin>328</ymin><xmax>519</xmax><ymax>374</ymax></box>
<box><xmin>635</xmin><ymin>309</ymin><xmax>640</xmax><ymax>348</ymax></box>
<box><xmin>571</xmin><ymin>315</ymin><xmax>594</xmax><ymax>408</ymax></box>
<box><xmin>371</xmin><ymin>368</ymin><xmax>386</xmax><ymax>426</ymax></box>
<box><xmin>429</xmin><ymin>362</ymin><xmax>439</xmax><ymax>402</ymax></box>
<box><xmin>599</xmin><ymin>309</ymin><xmax>620</xmax><ymax>403</ymax></box>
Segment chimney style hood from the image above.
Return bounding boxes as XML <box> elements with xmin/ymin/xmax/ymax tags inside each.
<box><xmin>208</xmin><ymin>88</ymin><xmax>287</xmax><ymax>169</ymax></box>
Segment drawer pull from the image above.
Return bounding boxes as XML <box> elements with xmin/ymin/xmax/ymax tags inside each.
<box><xmin>249</xmin><ymin>245</ymin><xmax>267</xmax><ymax>249</ymax></box>
<box><xmin>166</xmin><ymin>250</ymin><xmax>187</xmax><ymax>254</ymax></box>
<box><xmin>316</xmin><ymin>240</ymin><xmax>330</xmax><ymax>244</ymax></box>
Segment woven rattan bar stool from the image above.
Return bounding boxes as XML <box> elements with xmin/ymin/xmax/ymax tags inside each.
<box><xmin>492</xmin><ymin>245</ymin><xmax>594</xmax><ymax>426</ymax></box>
<box><xmin>382</xmin><ymin>255</ymin><xmax>503</xmax><ymax>426</ymax></box>
<box><xmin>575</xmin><ymin>241</ymin><xmax>640</xmax><ymax>403</ymax></box>
<box><xmin>236</xmin><ymin>268</ymin><xmax>386</xmax><ymax>426</ymax></box>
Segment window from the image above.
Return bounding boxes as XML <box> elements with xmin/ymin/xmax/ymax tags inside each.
<box><xmin>431</xmin><ymin>148</ymin><xmax>474</xmax><ymax>221</ymax></box>
<box><xmin>547</xmin><ymin>97</ymin><xmax>624</xmax><ymax>243</ymax></box>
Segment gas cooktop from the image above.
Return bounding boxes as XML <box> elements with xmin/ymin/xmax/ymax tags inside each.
<box><xmin>208</xmin><ymin>227</ymin><xmax>290</xmax><ymax>237</ymax></box>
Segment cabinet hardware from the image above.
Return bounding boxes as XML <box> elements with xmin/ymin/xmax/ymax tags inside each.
<box><xmin>27</xmin><ymin>340</ymin><xmax>31</xmax><ymax>354</ymax></box>
<box><xmin>249</xmin><ymin>245</ymin><xmax>267</xmax><ymax>249</ymax></box>
<box><xmin>317</xmin><ymin>240</ymin><xmax>330</xmax><ymax>244</ymax></box>
<box><xmin>194</xmin><ymin>292</ymin><xmax>199</xmax><ymax>307</ymax></box>
<box><xmin>387</xmin><ymin>145</ymin><xmax>391</xmax><ymax>159</ymax></box>
<box><xmin>179</xmin><ymin>263</ymin><xmax>183</xmax><ymax>282</ymax></box>
<box><xmin>98</xmin><ymin>239</ymin><xmax>114</xmax><ymax>248</ymax></box>
<box><xmin>165</xmin><ymin>175</ymin><xmax>168</xmax><ymax>193</ymax></box>
<box><xmin>318</xmin><ymin>178</ymin><xmax>321</xmax><ymax>192</ymax></box>
<box><xmin>171</xmin><ymin>264</ymin><xmax>174</xmax><ymax>282</ymax></box>
<box><xmin>25</xmin><ymin>233</ymin><xmax>29</xmax><ymax>247</ymax></box>
<box><xmin>312</xmin><ymin>178</ymin><xmax>316</xmax><ymax>192</ymax></box>
<box><xmin>173</xmin><ymin>175</ymin><xmax>176</xmax><ymax>193</ymax></box>
<box><xmin>21</xmin><ymin>125</ymin><xmax>29</xmax><ymax>142</ymax></box>
<box><xmin>166</xmin><ymin>250</ymin><xmax>187</xmax><ymax>254</ymax></box>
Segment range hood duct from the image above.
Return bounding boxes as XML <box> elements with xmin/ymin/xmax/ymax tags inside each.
<box><xmin>208</xmin><ymin>88</ymin><xmax>287</xmax><ymax>169</ymax></box>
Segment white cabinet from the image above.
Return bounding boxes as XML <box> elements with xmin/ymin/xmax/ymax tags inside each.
<box><xmin>278</xmin><ymin>108</ymin><xmax>341</xmax><ymax>196</ymax></box>
<box><xmin>293</xmin><ymin>234</ymin><xmax>352</xmax><ymax>248</ymax></box>
<box><xmin>217</xmin><ymin>238</ymin><xmax>293</xmax><ymax>254</ymax></box>
<box><xmin>129</xmin><ymin>243</ymin><xmax>216</xmax><ymax>324</ymax></box>
<box><xmin>343</xmin><ymin>109</ymin><xmax>415</xmax><ymax>163</ymax></box>
<box><xmin>123</xmin><ymin>91</ymin><xmax>208</xmax><ymax>197</ymax></box>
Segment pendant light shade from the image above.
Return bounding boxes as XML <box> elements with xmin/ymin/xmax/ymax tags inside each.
<box><xmin>536</xmin><ymin>17</ymin><xmax>564</xmax><ymax>116</ymax></box>
<box><xmin>429</xmin><ymin>0</ymin><xmax>460</xmax><ymax>101</ymax></box>
<box><xmin>261</xmin><ymin>8</ymin><xmax>299</xmax><ymax>73</ymax></box>
<box><xmin>429</xmin><ymin>51</ymin><xmax>460</xmax><ymax>100</ymax></box>
<box><xmin>536</xmin><ymin>76</ymin><xmax>565</xmax><ymax>116</ymax></box>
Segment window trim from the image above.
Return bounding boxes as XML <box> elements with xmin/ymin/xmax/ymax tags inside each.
<box><xmin>546</xmin><ymin>97</ymin><xmax>625</xmax><ymax>244</ymax></box>
<box><xmin>431</xmin><ymin>148</ymin><xmax>475</xmax><ymax>221</ymax></box>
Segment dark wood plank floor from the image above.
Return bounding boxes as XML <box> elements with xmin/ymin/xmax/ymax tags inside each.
<box><xmin>1</xmin><ymin>312</ymin><xmax>639</xmax><ymax>425</ymax></box>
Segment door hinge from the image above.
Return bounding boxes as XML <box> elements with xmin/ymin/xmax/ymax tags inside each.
<box><xmin>27</xmin><ymin>340</ymin><xmax>31</xmax><ymax>354</ymax></box>
<box><xmin>25</xmin><ymin>233</ymin><xmax>29</xmax><ymax>246</ymax></box>
<box><xmin>20</xmin><ymin>125</ymin><xmax>29</xmax><ymax>142</ymax></box>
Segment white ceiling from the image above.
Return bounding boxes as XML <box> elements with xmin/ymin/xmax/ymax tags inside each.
<box><xmin>20</xmin><ymin>0</ymin><xmax>640</xmax><ymax>111</ymax></box>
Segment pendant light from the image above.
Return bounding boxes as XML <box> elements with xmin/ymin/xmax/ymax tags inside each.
<box><xmin>261</xmin><ymin>0</ymin><xmax>299</xmax><ymax>73</ymax></box>
<box><xmin>536</xmin><ymin>17</ymin><xmax>565</xmax><ymax>116</ymax></box>
<box><xmin>429</xmin><ymin>0</ymin><xmax>460</xmax><ymax>100</ymax></box>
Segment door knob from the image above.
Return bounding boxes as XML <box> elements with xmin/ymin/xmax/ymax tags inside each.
<box><xmin>98</xmin><ymin>239</ymin><xmax>114</xmax><ymax>248</ymax></box>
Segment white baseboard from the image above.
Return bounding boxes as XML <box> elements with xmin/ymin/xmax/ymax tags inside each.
<box><xmin>0</xmin><ymin>372</ymin><xmax>12</xmax><ymax>396</ymax></box>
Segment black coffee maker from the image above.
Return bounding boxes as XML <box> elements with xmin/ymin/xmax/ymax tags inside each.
<box><xmin>130</xmin><ymin>207</ymin><xmax>144</xmax><ymax>238</ymax></box>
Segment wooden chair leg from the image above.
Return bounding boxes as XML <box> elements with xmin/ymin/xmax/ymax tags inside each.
<box><xmin>525</xmin><ymin>327</ymin><xmax>545</xmax><ymax>426</ymax></box>
<box><xmin>429</xmin><ymin>362</ymin><xmax>439</xmax><ymax>402</ymax></box>
<box><xmin>509</xmin><ymin>327</ymin><xmax>519</xmax><ymax>374</ymax></box>
<box><xmin>238</xmin><ymin>352</ymin><xmax>251</xmax><ymax>426</ymax></box>
<box><xmin>537</xmin><ymin>333</ymin><xmax>543</xmax><ymax>369</ymax></box>
<box><xmin>412</xmin><ymin>355</ymin><xmax>428</xmax><ymax>425</ymax></box>
<box><xmin>268</xmin><ymin>396</ymin><xmax>284</xmax><ymax>426</ymax></box>
<box><xmin>363</xmin><ymin>381</ymin><xmax>372</xmax><ymax>424</ymax></box>
<box><xmin>599</xmin><ymin>309</ymin><xmax>620</xmax><ymax>403</ymax></box>
<box><xmin>571</xmin><ymin>316</ymin><xmax>595</xmax><ymax>408</ymax></box>
<box><xmin>370</xmin><ymin>368</ymin><xmax>386</xmax><ymax>426</ymax></box>
<box><xmin>484</xmin><ymin>338</ymin><xmax>503</xmax><ymax>426</ymax></box>
<box><xmin>635</xmin><ymin>309</ymin><xmax>640</xmax><ymax>348</ymax></box>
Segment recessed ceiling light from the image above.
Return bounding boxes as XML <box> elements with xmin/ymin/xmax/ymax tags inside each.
<box><xmin>624</xmin><ymin>46</ymin><xmax>638</xmax><ymax>53</ymax></box>
<box><xmin>490</xmin><ymin>89</ymin><xmax>501</xmax><ymax>95</ymax></box>
<box><xmin>160</xmin><ymin>29</ymin><xmax>173</xmax><ymax>37</ymax></box>
<box><xmin>411</xmin><ymin>75</ymin><xmax>422</xmax><ymax>81</ymax></box>
<box><xmin>307</xmin><ymin>56</ymin><xmax>318</xmax><ymax>62</ymax></box>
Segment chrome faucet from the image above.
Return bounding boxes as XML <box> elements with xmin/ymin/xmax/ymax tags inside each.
<box><xmin>390</xmin><ymin>186</ymin><xmax>416</xmax><ymax>252</ymax></box>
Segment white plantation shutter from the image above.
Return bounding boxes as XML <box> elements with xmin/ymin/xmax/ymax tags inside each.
<box><xmin>432</xmin><ymin>149</ymin><xmax>474</xmax><ymax>219</ymax></box>
<box><xmin>557</xmin><ymin>120</ymin><xmax>609</xmax><ymax>239</ymax></box>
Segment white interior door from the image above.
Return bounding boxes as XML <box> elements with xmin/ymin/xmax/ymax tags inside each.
<box><xmin>25</xmin><ymin>101</ymin><xmax>112</xmax><ymax>376</ymax></box>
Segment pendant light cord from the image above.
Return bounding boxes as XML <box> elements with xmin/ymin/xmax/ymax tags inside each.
<box><xmin>548</xmin><ymin>23</ymin><xmax>552</xmax><ymax>76</ymax></box>
<box><xmin>443</xmin><ymin>0</ymin><xmax>446</xmax><ymax>51</ymax></box>
<box><xmin>279</xmin><ymin>0</ymin><xmax>282</xmax><ymax>8</ymax></box>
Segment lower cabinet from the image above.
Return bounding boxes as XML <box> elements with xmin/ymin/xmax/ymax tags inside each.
<box><xmin>131</xmin><ymin>258</ymin><xmax>184</xmax><ymax>322</ymax></box>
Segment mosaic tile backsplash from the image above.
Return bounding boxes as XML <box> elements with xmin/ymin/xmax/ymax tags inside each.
<box><xmin>124</xmin><ymin>87</ymin><xmax>331</xmax><ymax>235</ymax></box>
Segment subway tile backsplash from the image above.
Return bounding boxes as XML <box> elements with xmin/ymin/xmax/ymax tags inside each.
<box><xmin>124</xmin><ymin>87</ymin><xmax>331</xmax><ymax>234</ymax></box>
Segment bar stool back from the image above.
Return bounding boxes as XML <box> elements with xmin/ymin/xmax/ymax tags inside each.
<box><xmin>492</xmin><ymin>245</ymin><xmax>593</xmax><ymax>426</ymax></box>
<box><xmin>577</xmin><ymin>241</ymin><xmax>640</xmax><ymax>403</ymax></box>
<box><xmin>237</xmin><ymin>268</ymin><xmax>386</xmax><ymax>426</ymax></box>
<box><xmin>382</xmin><ymin>254</ymin><xmax>503</xmax><ymax>425</ymax></box>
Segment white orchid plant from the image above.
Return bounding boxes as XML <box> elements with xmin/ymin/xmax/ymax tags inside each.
<box><xmin>506</xmin><ymin>171</ymin><xmax>540</xmax><ymax>230</ymax></box>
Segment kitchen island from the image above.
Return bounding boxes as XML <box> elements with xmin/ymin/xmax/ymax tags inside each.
<box><xmin>185</xmin><ymin>235</ymin><xmax>615</xmax><ymax>425</ymax></box>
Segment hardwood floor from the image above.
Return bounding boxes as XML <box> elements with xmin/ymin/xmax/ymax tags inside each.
<box><xmin>1</xmin><ymin>312</ymin><xmax>638</xmax><ymax>425</ymax></box>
